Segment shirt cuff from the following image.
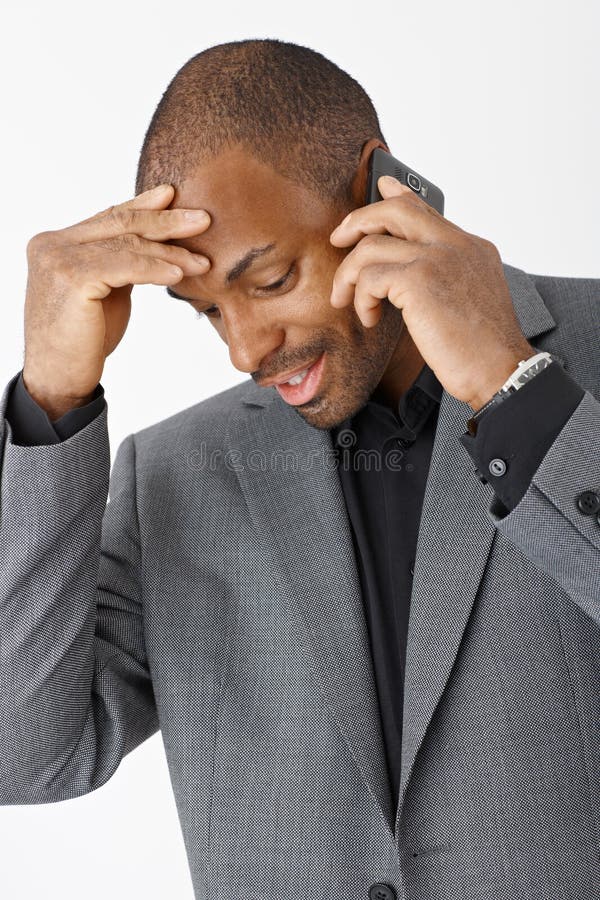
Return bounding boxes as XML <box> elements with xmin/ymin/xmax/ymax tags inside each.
<box><xmin>459</xmin><ymin>362</ymin><xmax>585</xmax><ymax>512</ymax></box>
<box><xmin>4</xmin><ymin>369</ymin><xmax>106</xmax><ymax>446</ymax></box>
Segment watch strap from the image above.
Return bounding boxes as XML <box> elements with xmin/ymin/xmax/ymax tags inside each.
<box><xmin>466</xmin><ymin>351</ymin><xmax>561</xmax><ymax>436</ymax></box>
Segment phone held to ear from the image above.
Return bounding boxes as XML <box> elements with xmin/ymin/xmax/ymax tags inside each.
<box><xmin>365</xmin><ymin>148</ymin><xmax>445</xmax><ymax>215</ymax></box>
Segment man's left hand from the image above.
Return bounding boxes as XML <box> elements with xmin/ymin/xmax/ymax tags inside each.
<box><xmin>329</xmin><ymin>174</ymin><xmax>535</xmax><ymax>411</ymax></box>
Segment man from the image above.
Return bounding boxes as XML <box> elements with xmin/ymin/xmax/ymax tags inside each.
<box><xmin>1</xmin><ymin>38</ymin><xmax>598</xmax><ymax>900</ymax></box>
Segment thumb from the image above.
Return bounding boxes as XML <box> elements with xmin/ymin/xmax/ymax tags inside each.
<box><xmin>377</xmin><ymin>174</ymin><xmax>413</xmax><ymax>197</ymax></box>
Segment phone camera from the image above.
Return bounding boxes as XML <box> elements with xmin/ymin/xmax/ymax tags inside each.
<box><xmin>407</xmin><ymin>172</ymin><xmax>421</xmax><ymax>192</ymax></box>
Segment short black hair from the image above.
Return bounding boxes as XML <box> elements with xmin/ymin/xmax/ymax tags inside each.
<box><xmin>135</xmin><ymin>38</ymin><xmax>387</xmax><ymax>212</ymax></box>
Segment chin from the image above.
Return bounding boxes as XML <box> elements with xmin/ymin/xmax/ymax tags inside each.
<box><xmin>292</xmin><ymin>388</ymin><xmax>365</xmax><ymax>431</ymax></box>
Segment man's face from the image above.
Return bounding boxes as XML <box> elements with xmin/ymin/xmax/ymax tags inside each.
<box><xmin>167</xmin><ymin>144</ymin><xmax>415</xmax><ymax>430</ymax></box>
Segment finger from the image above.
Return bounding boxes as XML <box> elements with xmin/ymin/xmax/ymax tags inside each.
<box><xmin>60</xmin><ymin>197</ymin><xmax>212</xmax><ymax>246</ymax></box>
<box><xmin>330</xmin><ymin>193</ymin><xmax>450</xmax><ymax>246</ymax></box>
<box><xmin>91</xmin><ymin>232</ymin><xmax>210</xmax><ymax>275</ymax></box>
<box><xmin>330</xmin><ymin>235</ymin><xmax>419</xmax><ymax>308</ymax></box>
<box><xmin>69</xmin><ymin>243</ymin><xmax>190</xmax><ymax>300</ymax></box>
<box><xmin>121</xmin><ymin>183</ymin><xmax>175</xmax><ymax>209</ymax></box>
<box><xmin>353</xmin><ymin>262</ymin><xmax>413</xmax><ymax>328</ymax></box>
<box><xmin>66</xmin><ymin>206</ymin><xmax>212</xmax><ymax>245</ymax></box>
<box><xmin>75</xmin><ymin>183</ymin><xmax>175</xmax><ymax>227</ymax></box>
<box><xmin>374</xmin><ymin>175</ymin><xmax>465</xmax><ymax>237</ymax></box>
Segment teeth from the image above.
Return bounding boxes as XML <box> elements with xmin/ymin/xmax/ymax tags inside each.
<box><xmin>286</xmin><ymin>368</ymin><xmax>310</xmax><ymax>386</ymax></box>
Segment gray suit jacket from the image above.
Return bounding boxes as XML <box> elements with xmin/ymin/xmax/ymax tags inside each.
<box><xmin>1</xmin><ymin>262</ymin><xmax>599</xmax><ymax>900</ymax></box>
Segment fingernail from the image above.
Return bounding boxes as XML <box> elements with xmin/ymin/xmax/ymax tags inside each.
<box><xmin>379</xmin><ymin>175</ymin><xmax>398</xmax><ymax>187</ymax></box>
<box><xmin>192</xmin><ymin>254</ymin><xmax>209</xmax><ymax>267</ymax></box>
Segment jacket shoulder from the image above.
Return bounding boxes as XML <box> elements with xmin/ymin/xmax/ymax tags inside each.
<box><xmin>526</xmin><ymin>270</ymin><xmax>599</xmax><ymax>318</ymax></box>
<box><xmin>524</xmin><ymin>269</ymin><xmax>600</xmax><ymax>391</ymax></box>
<box><xmin>132</xmin><ymin>378</ymin><xmax>256</xmax><ymax>453</ymax></box>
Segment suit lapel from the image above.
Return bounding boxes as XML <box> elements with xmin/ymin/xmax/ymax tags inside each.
<box><xmin>227</xmin><ymin>390</ymin><xmax>396</xmax><ymax>832</ymax></box>
<box><xmin>227</xmin><ymin>262</ymin><xmax>558</xmax><ymax>846</ymax></box>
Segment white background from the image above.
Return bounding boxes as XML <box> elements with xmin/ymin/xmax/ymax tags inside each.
<box><xmin>0</xmin><ymin>1</ymin><xmax>598</xmax><ymax>897</ymax></box>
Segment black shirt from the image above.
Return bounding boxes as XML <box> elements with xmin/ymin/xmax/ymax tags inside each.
<box><xmin>3</xmin><ymin>361</ymin><xmax>585</xmax><ymax>821</ymax></box>
<box><xmin>330</xmin><ymin>364</ymin><xmax>443</xmax><ymax>811</ymax></box>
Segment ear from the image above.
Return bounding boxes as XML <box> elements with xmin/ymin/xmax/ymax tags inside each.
<box><xmin>350</xmin><ymin>137</ymin><xmax>391</xmax><ymax>208</ymax></box>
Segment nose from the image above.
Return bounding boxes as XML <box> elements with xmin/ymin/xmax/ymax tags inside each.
<box><xmin>222</xmin><ymin>306</ymin><xmax>285</xmax><ymax>376</ymax></box>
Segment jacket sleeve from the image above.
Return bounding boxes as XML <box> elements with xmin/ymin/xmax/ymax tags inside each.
<box><xmin>461</xmin><ymin>363</ymin><xmax>599</xmax><ymax>627</ymax></box>
<box><xmin>5</xmin><ymin>369</ymin><xmax>106</xmax><ymax>446</ymax></box>
<box><xmin>459</xmin><ymin>362</ymin><xmax>585</xmax><ymax>511</ymax></box>
<box><xmin>0</xmin><ymin>371</ymin><xmax>159</xmax><ymax>805</ymax></box>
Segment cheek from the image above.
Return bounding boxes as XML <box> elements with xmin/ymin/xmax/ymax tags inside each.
<box><xmin>296</xmin><ymin>264</ymin><xmax>343</xmax><ymax>321</ymax></box>
<box><xmin>283</xmin><ymin>280</ymin><xmax>330</xmax><ymax>323</ymax></box>
<box><xmin>304</xmin><ymin>245</ymin><xmax>342</xmax><ymax>291</ymax></box>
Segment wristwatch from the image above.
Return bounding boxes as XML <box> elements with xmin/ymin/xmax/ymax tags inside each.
<box><xmin>466</xmin><ymin>351</ymin><xmax>561</xmax><ymax>436</ymax></box>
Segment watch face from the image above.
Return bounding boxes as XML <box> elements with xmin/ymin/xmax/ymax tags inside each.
<box><xmin>518</xmin><ymin>357</ymin><xmax>550</xmax><ymax>385</ymax></box>
<box><xmin>517</xmin><ymin>371</ymin><xmax>535</xmax><ymax>384</ymax></box>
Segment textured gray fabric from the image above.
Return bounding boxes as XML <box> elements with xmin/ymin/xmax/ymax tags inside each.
<box><xmin>0</xmin><ymin>261</ymin><xmax>598</xmax><ymax>900</ymax></box>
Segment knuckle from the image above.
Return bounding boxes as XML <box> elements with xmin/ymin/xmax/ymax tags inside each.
<box><xmin>95</xmin><ymin>233</ymin><xmax>141</xmax><ymax>253</ymax></box>
<box><xmin>482</xmin><ymin>237</ymin><xmax>500</xmax><ymax>258</ymax></box>
<box><xmin>118</xmin><ymin>232</ymin><xmax>142</xmax><ymax>251</ymax></box>
<box><xmin>99</xmin><ymin>203</ymin><xmax>118</xmax><ymax>221</ymax></box>
<box><xmin>104</xmin><ymin>204</ymin><xmax>131</xmax><ymax>228</ymax></box>
<box><xmin>94</xmin><ymin>238</ymin><xmax>115</xmax><ymax>252</ymax></box>
<box><xmin>119</xmin><ymin>207</ymin><xmax>136</xmax><ymax>228</ymax></box>
<box><xmin>359</xmin><ymin>233</ymin><xmax>380</xmax><ymax>253</ymax></box>
<box><xmin>116</xmin><ymin>245</ymin><xmax>142</xmax><ymax>266</ymax></box>
<box><xmin>26</xmin><ymin>230</ymin><xmax>56</xmax><ymax>259</ymax></box>
<box><xmin>149</xmin><ymin>208</ymin><xmax>171</xmax><ymax>226</ymax></box>
<box><xmin>456</xmin><ymin>231</ymin><xmax>476</xmax><ymax>250</ymax></box>
<box><xmin>133</xmin><ymin>249</ymin><xmax>157</xmax><ymax>269</ymax></box>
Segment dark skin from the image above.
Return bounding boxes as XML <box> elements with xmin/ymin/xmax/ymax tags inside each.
<box><xmin>165</xmin><ymin>138</ymin><xmax>425</xmax><ymax>431</ymax></box>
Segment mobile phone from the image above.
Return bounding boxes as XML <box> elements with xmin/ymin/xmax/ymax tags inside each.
<box><xmin>365</xmin><ymin>148</ymin><xmax>444</xmax><ymax>215</ymax></box>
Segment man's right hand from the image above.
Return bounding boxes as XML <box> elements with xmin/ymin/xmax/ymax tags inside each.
<box><xmin>22</xmin><ymin>183</ymin><xmax>211</xmax><ymax>420</ymax></box>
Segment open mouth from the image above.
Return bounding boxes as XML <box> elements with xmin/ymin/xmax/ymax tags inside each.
<box><xmin>274</xmin><ymin>352</ymin><xmax>326</xmax><ymax>405</ymax></box>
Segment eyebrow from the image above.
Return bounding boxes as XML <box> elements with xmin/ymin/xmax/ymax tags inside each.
<box><xmin>166</xmin><ymin>242</ymin><xmax>277</xmax><ymax>303</ymax></box>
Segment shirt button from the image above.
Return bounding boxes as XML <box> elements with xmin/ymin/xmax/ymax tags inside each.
<box><xmin>575</xmin><ymin>490</ymin><xmax>600</xmax><ymax>516</ymax></box>
<box><xmin>369</xmin><ymin>884</ymin><xmax>397</xmax><ymax>900</ymax></box>
<box><xmin>488</xmin><ymin>458</ymin><xmax>507</xmax><ymax>476</ymax></box>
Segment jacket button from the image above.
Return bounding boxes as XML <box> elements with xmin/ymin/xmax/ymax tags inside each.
<box><xmin>575</xmin><ymin>490</ymin><xmax>600</xmax><ymax>516</ymax></box>
<box><xmin>369</xmin><ymin>884</ymin><xmax>396</xmax><ymax>900</ymax></box>
<box><xmin>489</xmin><ymin>457</ymin><xmax>507</xmax><ymax>476</ymax></box>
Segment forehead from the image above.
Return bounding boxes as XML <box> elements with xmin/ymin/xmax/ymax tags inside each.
<box><xmin>166</xmin><ymin>145</ymin><xmax>334</xmax><ymax>255</ymax></box>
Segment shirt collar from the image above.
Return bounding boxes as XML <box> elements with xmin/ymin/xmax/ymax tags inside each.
<box><xmin>331</xmin><ymin>363</ymin><xmax>443</xmax><ymax>446</ymax></box>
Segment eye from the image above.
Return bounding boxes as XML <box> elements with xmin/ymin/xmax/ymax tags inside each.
<box><xmin>195</xmin><ymin>263</ymin><xmax>296</xmax><ymax>320</ymax></box>
<box><xmin>259</xmin><ymin>263</ymin><xmax>295</xmax><ymax>292</ymax></box>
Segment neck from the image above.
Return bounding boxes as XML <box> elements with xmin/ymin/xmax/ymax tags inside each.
<box><xmin>375</xmin><ymin>325</ymin><xmax>426</xmax><ymax>410</ymax></box>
